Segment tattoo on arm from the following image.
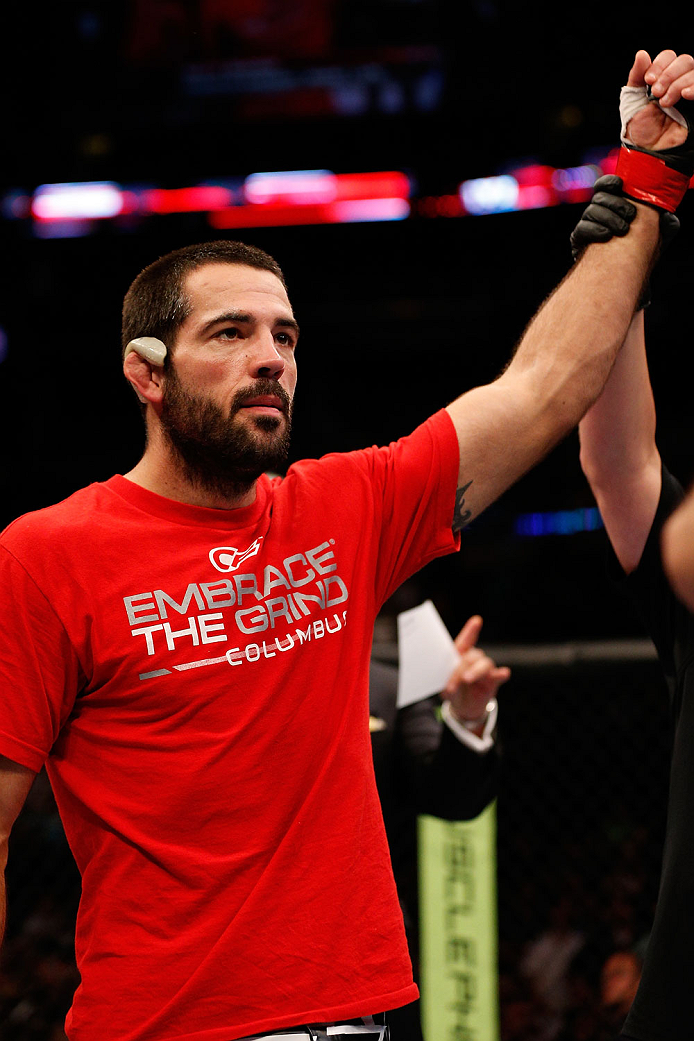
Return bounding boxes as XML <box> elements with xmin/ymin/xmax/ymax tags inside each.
<box><xmin>453</xmin><ymin>481</ymin><xmax>473</xmax><ymax>532</ymax></box>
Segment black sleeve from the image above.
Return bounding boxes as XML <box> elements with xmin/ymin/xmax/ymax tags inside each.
<box><xmin>395</xmin><ymin>697</ymin><xmax>499</xmax><ymax>822</ymax></box>
<box><xmin>611</xmin><ymin>464</ymin><xmax>694</xmax><ymax>711</ymax></box>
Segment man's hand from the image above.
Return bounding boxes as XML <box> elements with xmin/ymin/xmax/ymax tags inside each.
<box><xmin>625</xmin><ymin>49</ymin><xmax>694</xmax><ymax>151</ymax></box>
<box><xmin>443</xmin><ymin>615</ymin><xmax>510</xmax><ymax>728</ymax></box>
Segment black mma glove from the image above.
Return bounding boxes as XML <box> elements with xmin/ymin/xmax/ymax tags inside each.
<box><xmin>570</xmin><ymin>175</ymin><xmax>638</xmax><ymax>259</ymax></box>
<box><xmin>570</xmin><ymin>174</ymin><xmax>680</xmax><ymax>309</ymax></box>
<box><xmin>571</xmin><ymin>174</ymin><xmax>680</xmax><ymax>260</ymax></box>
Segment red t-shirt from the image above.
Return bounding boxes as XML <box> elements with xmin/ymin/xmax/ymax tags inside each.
<box><xmin>0</xmin><ymin>410</ymin><xmax>460</xmax><ymax>1041</ymax></box>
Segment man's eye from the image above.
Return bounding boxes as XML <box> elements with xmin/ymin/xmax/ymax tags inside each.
<box><xmin>219</xmin><ymin>327</ymin><xmax>239</xmax><ymax>339</ymax></box>
<box><xmin>276</xmin><ymin>332</ymin><xmax>295</xmax><ymax>347</ymax></box>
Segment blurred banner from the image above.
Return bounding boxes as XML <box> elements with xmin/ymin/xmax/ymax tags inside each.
<box><xmin>418</xmin><ymin>803</ymin><xmax>499</xmax><ymax>1041</ymax></box>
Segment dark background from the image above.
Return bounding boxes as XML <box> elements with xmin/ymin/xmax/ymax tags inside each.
<box><xmin>2</xmin><ymin>1</ymin><xmax>693</xmax><ymax>646</ymax></box>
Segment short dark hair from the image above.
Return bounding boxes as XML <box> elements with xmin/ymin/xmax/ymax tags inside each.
<box><xmin>121</xmin><ymin>240</ymin><xmax>288</xmax><ymax>359</ymax></box>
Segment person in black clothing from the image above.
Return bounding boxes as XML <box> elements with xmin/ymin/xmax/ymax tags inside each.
<box><xmin>370</xmin><ymin>614</ymin><xmax>507</xmax><ymax>1040</ymax></box>
<box><xmin>582</xmin><ymin>400</ymin><xmax>692</xmax><ymax>1040</ymax></box>
<box><xmin>575</xmin><ymin>77</ymin><xmax>694</xmax><ymax>1035</ymax></box>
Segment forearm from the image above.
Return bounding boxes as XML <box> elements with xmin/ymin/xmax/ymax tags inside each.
<box><xmin>416</xmin><ymin>727</ymin><xmax>499</xmax><ymax>821</ymax></box>
<box><xmin>508</xmin><ymin>202</ymin><xmax>659</xmax><ymax>433</ymax></box>
<box><xmin>445</xmin><ymin>204</ymin><xmax>660</xmax><ymax>524</ymax></box>
<box><xmin>398</xmin><ymin>698</ymin><xmax>498</xmax><ymax>819</ymax></box>
<box><xmin>579</xmin><ymin>310</ymin><xmax>658</xmax><ymax>485</ymax></box>
<box><xmin>662</xmin><ymin>487</ymin><xmax>694</xmax><ymax>611</ymax></box>
<box><xmin>577</xmin><ymin>307</ymin><xmax>661</xmax><ymax>572</ymax></box>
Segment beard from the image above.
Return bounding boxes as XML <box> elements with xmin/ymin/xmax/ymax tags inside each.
<box><xmin>159</xmin><ymin>366</ymin><xmax>293</xmax><ymax>501</ymax></box>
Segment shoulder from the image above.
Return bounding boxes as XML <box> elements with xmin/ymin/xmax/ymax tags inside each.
<box><xmin>1</xmin><ymin>481</ymin><xmax>113</xmax><ymax>556</ymax></box>
<box><xmin>282</xmin><ymin>411</ymin><xmax>457</xmax><ymax>486</ymax></box>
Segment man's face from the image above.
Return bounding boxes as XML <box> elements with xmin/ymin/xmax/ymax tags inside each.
<box><xmin>159</xmin><ymin>263</ymin><xmax>298</xmax><ymax>494</ymax></box>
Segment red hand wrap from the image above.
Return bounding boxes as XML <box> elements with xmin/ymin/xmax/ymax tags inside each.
<box><xmin>616</xmin><ymin>146</ymin><xmax>692</xmax><ymax>213</ymax></box>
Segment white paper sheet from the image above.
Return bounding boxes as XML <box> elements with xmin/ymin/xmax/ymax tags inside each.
<box><xmin>396</xmin><ymin>599</ymin><xmax>460</xmax><ymax>708</ymax></box>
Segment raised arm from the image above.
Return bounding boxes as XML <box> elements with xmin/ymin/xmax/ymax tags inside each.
<box><xmin>0</xmin><ymin>754</ymin><xmax>36</xmax><ymax>943</ymax></box>
<box><xmin>446</xmin><ymin>213</ymin><xmax>657</xmax><ymax>529</ymax></box>
<box><xmin>445</xmin><ymin>49</ymin><xmax>694</xmax><ymax>532</ymax></box>
<box><xmin>578</xmin><ymin>309</ymin><xmax>661</xmax><ymax>573</ymax></box>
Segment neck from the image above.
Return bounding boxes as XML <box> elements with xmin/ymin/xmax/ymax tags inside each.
<box><xmin>124</xmin><ymin>442</ymin><xmax>259</xmax><ymax>510</ymax></box>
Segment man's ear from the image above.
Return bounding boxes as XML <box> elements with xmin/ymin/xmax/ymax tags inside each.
<box><xmin>123</xmin><ymin>338</ymin><xmax>168</xmax><ymax>404</ymax></box>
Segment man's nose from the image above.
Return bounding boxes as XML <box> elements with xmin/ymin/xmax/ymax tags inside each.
<box><xmin>248</xmin><ymin>333</ymin><xmax>285</xmax><ymax>381</ymax></box>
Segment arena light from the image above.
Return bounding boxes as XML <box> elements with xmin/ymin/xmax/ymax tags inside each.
<box><xmin>212</xmin><ymin>170</ymin><xmax>411</xmax><ymax>228</ymax></box>
<box><xmin>551</xmin><ymin>163</ymin><xmax>601</xmax><ymax>193</ymax></box>
<box><xmin>144</xmin><ymin>185</ymin><xmax>235</xmax><ymax>214</ymax></box>
<box><xmin>460</xmin><ymin>175</ymin><xmax>519</xmax><ymax>215</ymax></box>
<box><xmin>458</xmin><ymin>162</ymin><xmax>602</xmax><ymax>218</ymax></box>
<box><xmin>9</xmin><ymin>146</ymin><xmax>694</xmax><ymax>237</ymax></box>
<box><xmin>31</xmin><ymin>182</ymin><xmax>126</xmax><ymax>221</ymax></box>
<box><xmin>243</xmin><ymin>169</ymin><xmax>410</xmax><ymax>207</ymax></box>
<box><xmin>244</xmin><ymin>170</ymin><xmax>337</xmax><ymax>205</ymax></box>
<box><xmin>331</xmin><ymin>197</ymin><xmax>410</xmax><ymax>222</ymax></box>
<box><xmin>209</xmin><ymin>196</ymin><xmax>409</xmax><ymax>229</ymax></box>
<box><xmin>332</xmin><ymin>171</ymin><xmax>410</xmax><ymax>201</ymax></box>
<box><xmin>509</xmin><ymin>165</ymin><xmax>557</xmax><ymax>211</ymax></box>
<box><xmin>514</xmin><ymin>507</ymin><xmax>603</xmax><ymax>537</ymax></box>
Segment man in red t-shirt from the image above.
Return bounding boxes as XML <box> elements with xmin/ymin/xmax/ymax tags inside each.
<box><xmin>1</xmin><ymin>47</ymin><xmax>693</xmax><ymax>1041</ymax></box>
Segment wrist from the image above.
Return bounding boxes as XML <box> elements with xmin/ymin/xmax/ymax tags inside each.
<box><xmin>441</xmin><ymin>698</ymin><xmax>497</xmax><ymax>753</ymax></box>
<box><xmin>449</xmin><ymin>698</ymin><xmax>497</xmax><ymax>730</ymax></box>
<box><xmin>616</xmin><ymin>145</ymin><xmax>692</xmax><ymax>213</ymax></box>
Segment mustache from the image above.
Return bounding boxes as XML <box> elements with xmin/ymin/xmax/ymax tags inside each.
<box><xmin>231</xmin><ymin>379</ymin><xmax>292</xmax><ymax>415</ymax></box>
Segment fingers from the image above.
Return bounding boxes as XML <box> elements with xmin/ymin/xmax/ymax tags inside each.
<box><xmin>592</xmin><ymin>174</ymin><xmax>623</xmax><ymax>192</ymax></box>
<box><xmin>645</xmin><ymin>49</ymin><xmax>694</xmax><ymax>106</ymax></box>
<box><xmin>453</xmin><ymin>614</ymin><xmax>483</xmax><ymax>655</ymax></box>
<box><xmin>591</xmin><ymin>194</ymin><xmax>637</xmax><ymax>221</ymax></box>
<box><xmin>448</xmin><ymin>614</ymin><xmax>510</xmax><ymax>711</ymax></box>
<box><xmin>444</xmin><ymin>646</ymin><xmax>484</xmax><ymax>694</ymax></box>
<box><xmin>627</xmin><ymin>50</ymin><xmax>652</xmax><ymax>87</ymax></box>
<box><xmin>490</xmin><ymin>665</ymin><xmax>511</xmax><ymax>689</ymax></box>
<box><xmin>459</xmin><ymin>651</ymin><xmax>492</xmax><ymax>686</ymax></box>
<box><xmin>460</xmin><ymin>656</ymin><xmax>510</xmax><ymax>689</ymax></box>
<box><xmin>445</xmin><ymin>646</ymin><xmax>510</xmax><ymax>692</ymax></box>
<box><xmin>575</xmin><ymin>200</ymin><xmax>634</xmax><ymax>240</ymax></box>
<box><xmin>571</xmin><ymin>219</ymin><xmax>613</xmax><ymax>250</ymax></box>
<box><xmin>643</xmin><ymin>49</ymin><xmax>677</xmax><ymax>86</ymax></box>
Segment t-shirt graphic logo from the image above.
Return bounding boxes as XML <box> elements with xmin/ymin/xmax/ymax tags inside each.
<box><xmin>209</xmin><ymin>538</ymin><xmax>264</xmax><ymax>573</ymax></box>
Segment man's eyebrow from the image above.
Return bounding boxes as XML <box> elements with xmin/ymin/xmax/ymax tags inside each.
<box><xmin>199</xmin><ymin>311</ymin><xmax>299</xmax><ymax>337</ymax></box>
<box><xmin>276</xmin><ymin>317</ymin><xmax>300</xmax><ymax>337</ymax></box>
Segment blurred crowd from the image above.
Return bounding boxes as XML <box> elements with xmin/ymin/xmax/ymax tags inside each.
<box><xmin>1</xmin><ymin>772</ymin><xmax>79</xmax><ymax>1041</ymax></box>
<box><xmin>499</xmin><ymin>830</ymin><xmax>652</xmax><ymax>1041</ymax></box>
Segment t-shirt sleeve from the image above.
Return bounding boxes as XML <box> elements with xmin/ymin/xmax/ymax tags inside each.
<box><xmin>611</xmin><ymin>465</ymin><xmax>694</xmax><ymax>686</ymax></box>
<box><xmin>352</xmin><ymin>409</ymin><xmax>461</xmax><ymax>606</ymax></box>
<box><xmin>0</xmin><ymin>546</ymin><xmax>84</xmax><ymax>771</ymax></box>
